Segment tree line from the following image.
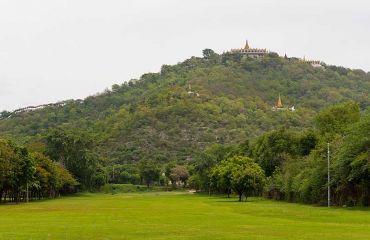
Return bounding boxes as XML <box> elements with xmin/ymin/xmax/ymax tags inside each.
<box><xmin>0</xmin><ymin>126</ymin><xmax>194</xmax><ymax>204</ymax></box>
<box><xmin>189</xmin><ymin>101</ymin><xmax>370</xmax><ymax>206</ymax></box>
<box><xmin>0</xmin><ymin>128</ymin><xmax>110</xmax><ymax>203</ymax></box>
<box><xmin>0</xmin><ymin>139</ymin><xmax>77</xmax><ymax>203</ymax></box>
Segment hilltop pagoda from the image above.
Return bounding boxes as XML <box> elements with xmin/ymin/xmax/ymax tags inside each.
<box><xmin>229</xmin><ymin>40</ymin><xmax>268</xmax><ymax>59</ymax></box>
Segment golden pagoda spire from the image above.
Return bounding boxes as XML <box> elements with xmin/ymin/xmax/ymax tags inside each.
<box><xmin>244</xmin><ymin>40</ymin><xmax>250</xmax><ymax>50</ymax></box>
<box><xmin>276</xmin><ymin>94</ymin><xmax>283</xmax><ymax>108</ymax></box>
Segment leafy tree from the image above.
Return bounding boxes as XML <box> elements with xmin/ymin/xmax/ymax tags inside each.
<box><xmin>164</xmin><ymin>162</ymin><xmax>176</xmax><ymax>186</ymax></box>
<box><xmin>195</xmin><ymin>144</ymin><xmax>244</xmax><ymax>192</ymax></box>
<box><xmin>211</xmin><ymin>162</ymin><xmax>232</xmax><ymax>197</ymax></box>
<box><xmin>333</xmin><ymin>113</ymin><xmax>370</xmax><ymax>206</ymax></box>
<box><xmin>17</xmin><ymin>147</ymin><xmax>35</xmax><ymax>201</ymax></box>
<box><xmin>0</xmin><ymin>111</ymin><xmax>11</xmax><ymax>119</ymax></box>
<box><xmin>252</xmin><ymin>129</ymin><xmax>299</xmax><ymax>176</ymax></box>
<box><xmin>45</xmin><ymin>128</ymin><xmax>105</xmax><ymax>190</ymax></box>
<box><xmin>188</xmin><ymin>174</ymin><xmax>201</xmax><ymax>190</ymax></box>
<box><xmin>139</xmin><ymin>160</ymin><xmax>160</xmax><ymax>188</ymax></box>
<box><xmin>315</xmin><ymin>101</ymin><xmax>360</xmax><ymax>137</ymax></box>
<box><xmin>0</xmin><ymin>140</ymin><xmax>19</xmax><ymax>202</ymax></box>
<box><xmin>202</xmin><ymin>49</ymin><xmax>215</xmax><ymax>59</ymax></box>
<box><xmin>213</xmin><ymin>156</ymin><xmax>265</xmax><ymax>201</ymax></box>
<box><xmin>169</xmin><ymin>165</ymin><xmax>189</xmax><ymax>187</ymax></box>
<box><xmin>33</xmin><ymin>152</ymin><xmax>77</xmax><ymax>198</ymax></box>
<box><xmin>298</xmin><ymin>130</ymin><xmax>318</xmax><ymax>156</ymax></box>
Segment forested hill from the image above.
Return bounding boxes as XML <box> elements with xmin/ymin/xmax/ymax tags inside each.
<box><xmin>0</xmin><ymin>51</ymin><xmax>369</xmax><ymax>164</ymax></box>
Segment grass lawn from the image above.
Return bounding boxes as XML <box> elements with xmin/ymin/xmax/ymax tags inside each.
<box><xmin>0</xmin><ymin>192</ymin><xmax>369</xmax><ymax>240</ymax></box>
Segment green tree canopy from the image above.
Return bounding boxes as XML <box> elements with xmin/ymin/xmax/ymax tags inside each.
<box><xmin>212</xmin><ymin>156</ymin><xmax>265</xmax><ymax>201</ymax></box>
<box><xmin>139</xmin><ymin>160</ymin><xmax>160</xmax><ymax>188</ymax></box>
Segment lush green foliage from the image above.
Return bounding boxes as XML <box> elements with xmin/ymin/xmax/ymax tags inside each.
<box><xmin>168</xmin><ymin>165</ymin><xmax>190</xmax><ymax>187</ymax></box>
<box><xmin>252</xmin><ymin>128</ymin><xmax>317</xmax><ymax>176</ymax></box>
<box><xmin>45</xmin><ymin>129</ymin><xmax>106</xmax><ymax>190</ymax></box>
<box><xmin>212</xmin><ymin>156</ymin><xmax>265</xmax><ymax>201</ymax></box>
<box><xmin>263</xmin><ymin>103</ymin><xmax>370</xmax><ymax>206</ymax></box>
<box><xmin>139</xmin><ymin>160</ymin><xmax>161</xmax><ymax>188</ymax></box>
<box><xmin>192</xmin><ymin>101</ymin><xmax>369</xmax><ymax>206</ymax></box>
<box><xmin>1</xmin><ymin>192</ymin><xmax>370</xmax><ymax>239</ymax></box>
<box><xmin>332</xmin><ymin>112</ymin><xmax>370</xmax><ymax>206</ymax></box>
<box><xmin>0</xmin><ymin>52</ymin><xmax>368</xmax><ymax>167</ymax></box>
<box><xmin>0</xmin><ymin>139</ymin><xmax>77</xmax><ymax>202</ymax></box>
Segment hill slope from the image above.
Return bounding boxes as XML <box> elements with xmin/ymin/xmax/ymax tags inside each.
<box><xmin>0</xmin><ymin>52</ymin><xmax>369</xmax><ymax>164</ymax></box>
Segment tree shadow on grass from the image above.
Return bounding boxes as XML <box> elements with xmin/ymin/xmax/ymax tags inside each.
<box><xmin>214</xmin><ymin>199</ymin><xmax>263</xmax><ymax>203</ymax></box>
<box><xmin>342</xmin><ymin>207</ymin><xmax>370</xmax><ymax>212</ymax></box>
<box><xmin>0</xmin><ymin>192</ymin><xmax>95</xmax><ymax>206</ymax></box>
<box><xmin>210</xmin><ymin>196</ymin><xmax>265</xmax><ymax>203</ymax></box>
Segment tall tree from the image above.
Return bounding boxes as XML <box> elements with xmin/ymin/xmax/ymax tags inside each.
<box><xmin>315</xmin><ymin>101</ymin><xmax>360</xmax><ymax>137</ymax></box>
<box><xmin>252</xmin><ymin>129</ymin><xmax>299</xmax><ymax>176</ymax></box>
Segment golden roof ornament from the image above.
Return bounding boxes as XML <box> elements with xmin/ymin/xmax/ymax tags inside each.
<box><xmin>244</xmin><ymin>40</ymin><xmax>250</xmax><ymax>50</ymax></box>
<box><xmin>276</xmin><ymin>94</ymin><xmax>283</xmax><ymax>108</ymax></box>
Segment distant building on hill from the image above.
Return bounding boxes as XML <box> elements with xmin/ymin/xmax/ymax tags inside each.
<box><xmin>229</xmin><ymin>40</ymin><xmax>268</xmax><ymax>59</ymax></box>
<box><xmin>272</xmin><ymin>94</ymin><xmax>295</xmax><ymax>112</ymax></box>
<box><xmin>301</xmin><ymin>57</ymin><xmax>324</xmax><ymax>68</ymax></box>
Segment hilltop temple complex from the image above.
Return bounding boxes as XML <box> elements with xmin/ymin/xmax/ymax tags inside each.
<box><xmin>228</xmin><ymin>40</ymin><xmax>324</xmax><ymax>69</ymax></box>
<box><xmin>229</xmin><ymin>40</ymin><xmax>268</xmax><ymax>58</ymax></box>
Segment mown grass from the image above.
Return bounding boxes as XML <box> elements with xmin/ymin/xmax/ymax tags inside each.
<box><xmin>0</xmin><ymin>192</ymin><xmax>369</xmax><ymax>239</ymax></box>
<box><xmin>101</xmin><ymin>184</ymin><xmax>164</xmax><ymax>194</ymax></box>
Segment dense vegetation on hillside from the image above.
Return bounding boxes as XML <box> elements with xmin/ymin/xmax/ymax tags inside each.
<box><xmin>0</xmin><ymin>51</ymin><xmax>369</xmax><ymax>164</ymax></box>
<box><xmin>0</xmin><ymin>50</ymin><xmax>369</xmax><ymax>205</ymax></box>
<box><xmin>202</xmin><ymin>102</ymin><xmax>370</xmax><ymax>206</ymax></box>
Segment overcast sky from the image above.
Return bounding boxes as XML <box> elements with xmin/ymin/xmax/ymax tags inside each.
<box><xmin>1</xmin><ymin>0</ymin><xmax>369</xmax><ymax>111</ymax></box>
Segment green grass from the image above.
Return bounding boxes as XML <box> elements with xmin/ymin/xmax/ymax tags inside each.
<box><xmin>0</xmin><ymin>192</ymin><xmax>369</xmax><ymax>239</ymax></box>
<box><xmin>100</xmin><ymin>184</ymin><xmax>169</xmax><ymax>194</ymax></box>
